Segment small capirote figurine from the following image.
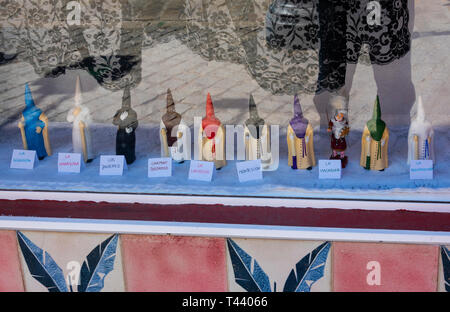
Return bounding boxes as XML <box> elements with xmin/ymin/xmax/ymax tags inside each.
<box><xmin>160</xmin><ymin>89</ymin><xmax>190</xmax><ymax>163</ymax></box>
<box><xmin>198</xmin><ymin>93</ymin><xmax>226</xmax><ymax>170</ymax></box>
<box><xmin>244</xmin><ymin>94</ymin><xmax>274</xmax><ymax>171</ymax></box>
<box><xmin>67</xmin><ymin>76</ymin><xmax>95</xmax><ymax>163</ymax></box>
<box><xmin>327</xmin><ymin>92</ymin><xmax>350</xmax><ymax>168</ymax></box>
<box><xmin>113</xmin><ymin>86</ymin><xmax>138</xmax><ymax>165</ymax></box>
<box><xmin>407</xmin><ymin>96</ymin><xmax>435</xmax><ymax>165</ymax></box>
<box><xmin>360</xmin><ymin>95</ymin><xmax>389</xmax><ymax>171</ymax></box>
<box><xmin>18</xmin><ymin>83</ymin><xmax>52</xmax><ymax>160</ymax></box>
<box><xmin>287</xmin><ymin>94</ymin><xmax>315</xmax><ymax>170</ymax></box>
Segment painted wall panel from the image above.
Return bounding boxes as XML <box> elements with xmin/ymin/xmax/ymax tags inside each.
<box><xmin>0</xmin><ymin>231</ymin><xmax>24</xmax><ymax>292</ymax></box>
<box><xmin>121</xmin><ymin>235</ymin><xmax>227</xmax><ymax>292</ymax></box>
<box><xmin>333</xmin><ymin>242</ymin><xmax>438</xmax><ymax>292</ymax></box>
<box><xmin>438</xmin><ymin>245</ymin><xmax>449</xmax><ymax>292</ymax></box>
<box><xmin>17</xmin><ymin>231</ymin><xmax>124</xmax><ymax>292</ymax></box>
<box><xmin>226</xmin><ymin>238</ymin><xmax>332</xmax><ymax>292</ymax></box>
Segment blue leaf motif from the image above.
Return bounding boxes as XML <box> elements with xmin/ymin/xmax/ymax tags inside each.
<box><xmin>17</xmin><ymin>231</ymin><xmax>68</xmax><ymax>292</ymax></box>
<box><xmin>227</xmin><ymin>238</ymin><xmax>271</xmax><ymax>292</ymax></box>
<box><xmin>441</xmin><ymin>246</ymin><xmax>450</xmax><ymax>292</ymax></box>
<box><xmin>78</xmin><ymin>234</ymin><xmax>119</xmax><ymax>292</ymax></box>
<box><xmin>283</xmin><ymin>242</ymin><xmax>331</xmax><ymax>292</ymax></box>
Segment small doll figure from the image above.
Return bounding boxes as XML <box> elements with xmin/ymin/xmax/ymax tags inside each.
<box><xmin>198</xmin><ymin>93</ymin><xmax>226</xmax><ymax>170</ymax></box>
<box><xmin>327</xmin><ymin>91</ymin><xmax>350</xmax><ymax>168</ymax></box>
<box><xmin>287</xmin><ymin>94</ymin><xmax>315</xmax><ymax>170</ymax></box>
<box><xmin>360</xmin><ymin>96</ymin><xmax>389</xmax><ymax>171</ymax></box>
<box><xmin>328</xmin><ymin>109</ymin><xmax>350</xmax><ymax>168</ymax></box>
<box><xmin>113</xmin><ymin>86</ymin><xmax>138</xmax><ymax>165</ymax></box>
<box><xmin>244</xmin><ymin>94</ymin><xmax>274</xmax><ymax>171</ymax></box>
<box><xmin>160</xmin><ymin>89</ymin><xmax>190</xmax><ymax>163</ymax></box>
<box><xmin>407</xmin><ymin>96</ymin><xmax>435</xmax><ymax>165</ymax></box>
<box><xmin>18</xmin><ymin>84</ymin><xmax>52</xmax><ymax>160</ymax></box>
<box><xmin>67</xmin><ymin>76</ymin><xmax>94</xmax><ymax>163</ymax></box>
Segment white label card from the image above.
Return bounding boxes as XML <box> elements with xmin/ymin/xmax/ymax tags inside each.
<box><xmin>236</xmin><ymin>160</ymin><xmax>263</xmax><ymax>183</ymax></box>
<box><xmin>319</xmin><ymin>160</ymin><xmax>342</xmax><ymax>179</ymax></box>
<box><xmin>10</xmin><ymin>150</ymin><xmax>38</xmax><ymax>170</ymax></box>
<box><xmin>58</xmin><ymin>153</ymin><xmax>81</xmax><ymax>173</ymax></box>
<box><xmin>188</xmin><ymin>160</ymin><xmax>214</xmax><ymax>182</ymax></box>
<box><xmin>410</xmin><ymin>160</ymin><xmax>433</xmax><ymax>180</ymax></box>
<box><xmin>148</xmin><ymin>158</ymin><xmax>172</xmax><ymax>178</ymax></box>
<box><xmin>99</xmin><ymin>155</ymin><xmax>127</xmax><ymax>176</ymax></box>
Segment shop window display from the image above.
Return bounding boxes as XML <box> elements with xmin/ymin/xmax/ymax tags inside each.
<box><xmin>0</xmin><ymin>0</ymin><xmax>448</xmax><ymax>202</ymax></box>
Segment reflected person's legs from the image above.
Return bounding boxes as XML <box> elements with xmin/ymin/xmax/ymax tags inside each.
<box><xmin>372</xmin><ymin>0</ymin><xmax>415</xmax><ymax>127</ymax></box>
<box><xmin>313</xmin><ymin>63</ymin><xmax>356</xmax><ymax>129</ymax></box>
<box><xmin>313</xmin><ymin>0</ymin><xmax>348</xmax><ymax>129</ymax></box>
<box><xmin>371</xmin><ymin>52</ymin><xmax>415</xmax><ymax>127</ymax></box>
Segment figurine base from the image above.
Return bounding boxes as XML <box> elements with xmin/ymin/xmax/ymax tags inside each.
<box><xmin>330</xmin><ymin>155</ymin><xmax>348</xmax><ymax>169</ymax></box>
<box><xmin>341</xmin><ymin>156</ymin><xmax>348</xmax><ymax>169</ymax></box>
<box><xmin>364</xmin><ymin>167</ymin><xmax>386</xmax><ymax>172</ymax></box>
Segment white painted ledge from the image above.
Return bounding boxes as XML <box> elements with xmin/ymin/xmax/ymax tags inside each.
<box><xmin>0</xmin><ymin>216</ymin><xmax>449</xmax><ymax>245</ymax></box>
<box><xmin>0</xmin><ymin>190</ymin><xmax>449</xmax><ymax>213</ymax></box>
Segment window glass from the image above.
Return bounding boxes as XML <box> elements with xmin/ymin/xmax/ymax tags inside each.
<box><xmin>0</xmin><ymin>0</ymin><xmax>448</xmax><ymax>202</ymax></box>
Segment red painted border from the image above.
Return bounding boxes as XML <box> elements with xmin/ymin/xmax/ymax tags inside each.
<box><xmin>0</xmin><ymin>199</ymin><xmax>449</xmax><ymax>231</ymax></box>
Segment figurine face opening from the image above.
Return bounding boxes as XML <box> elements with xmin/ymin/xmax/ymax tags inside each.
<box><xmin>0</xmin><ymin>0</ymin><xmax>448</xmax><ymax>203</ymax></box>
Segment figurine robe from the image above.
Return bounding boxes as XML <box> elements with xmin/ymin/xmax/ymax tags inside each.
<box><xmin>18</xmin><ymin>84</ymin><xmax>52</xmax><ymax>159</ymax></box>
<box><xmin>407</xmin><ymin>96</ymin><xmax>435</xmax><ymax>165</ymax></box>
<box><xmin>360</xmin><ymin>126</ymin><xmax>389</xmax><ymax>171</ymax></box>
<box><xmin>67</xmin><ymin>110</ymin><xmax>94</xmax><ymax>163</ymax></box>
<box><xmin>114</xmin><ymin>117</ymin><xmax>137</xmax><ymax>165</ymax></box>
<box><xmin>244</xmin><ymin>124</ymin><xmax>273</xmax><ymax>171</ymax></box>
<box><xmin>19</xmin><ymin>114</ymin><xmax>52</xmax><ymax>160</ymax></box>
<box><xmin>67</xmin><ymin>77</ymin><xmax>94</xmax><ymax>163</ymax></box>
<box><xmin>198</xmin><ymin>124</ymin><xmax>226</xmax><ymax>170</ymax></box>
<box><xmin>361</xmin><ymin>96</ymin><xmax>389</xmax><ymax>171</ymax></box>
<box><xmin>287</xmin><ymin>124</ymin><xmax>315</xmax><ymax>170</ymax></box>
<box><xmin>160</xmin><ymin>119</ymin><xmax>190</xmax><ymax>163</ymax></box>
<box><xmin>408</xmin><ymin>134</ymin><xmax>434</xmax><ymax>165</ymax></box>
<box><xmin>113</xmin><ymin>87</ymin><xmax>138</xmax><ymax>165</ymax></box>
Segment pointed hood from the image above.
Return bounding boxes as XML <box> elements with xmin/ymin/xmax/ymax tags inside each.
<box><xmin>366</xmin><ymin>95</ymin><xmax>386</xmax><ymax>141</ymax></box>
<box><xmin>202</xmin><ymin>93</ymin><xmax>221</xmax><ymax>139</ymax></box>
<box><xmin>25</xmin><ymin>83</ymin><xmax>36</xmax><ymax>109</ymax></box>
<box><xmin>74</xmin><ymin>76</ymin><xmax>82</xmax><ymax>107</ymax></box>
<box><xmin>122</xmin><ymin>86</ymin><xmax>131</xmax><ymax>109</ymax></box>
<box><xmin>113</xmin><ymin>86</ymin><xmax>138</xmax><ymax>128</ymax></box>
<box><xmin>205</xmin><ymin>93</ymin><xmax>217</xmax><ymax>119</ymax></box>
<box><xmin>415</xmin><ymin>96</ymin><xmax>426</xmax><ymax>122</ymax></box>
<box><xmin>23</xmin><ymin>83</ymin><xmax>42</xmax><ymax>123</ymax></box>
<box><xmin>289</xmin><ymin>94</ymin><xmax>309</xmax><ymax>138</ymax></box>
<box><xmin>162</xmin><ymin>88</ymin><xmax>181</xmax><ymax>129</ymax></box>
<box><xmin>409</xmin><ymin>95</ymin><xmax>433</xmax><ymax>137</ymax></box>
<box><xmin>245</xmin><ymin>94</ymin><xmax>265</xmax><ymax>139</ymax></box>
<box><xmin>166</xmin><ymin>88</ymin><xmax>175</xmax><ymax>113</ymax></box>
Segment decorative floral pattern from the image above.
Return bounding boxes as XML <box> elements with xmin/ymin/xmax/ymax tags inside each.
<box><xmin>181</xmin><ymin>0</ymin><xmax>411</xmax><ymax>94</ymax></box>
<box><xmin>0</xmin><ymin>0</ymin><xmax>141</xmax><ymax>90</ymax></box>
<box><xmin>0</xmin><ymin>0</ymin><xmax>410</xmax><ymax>94</ymax></box>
